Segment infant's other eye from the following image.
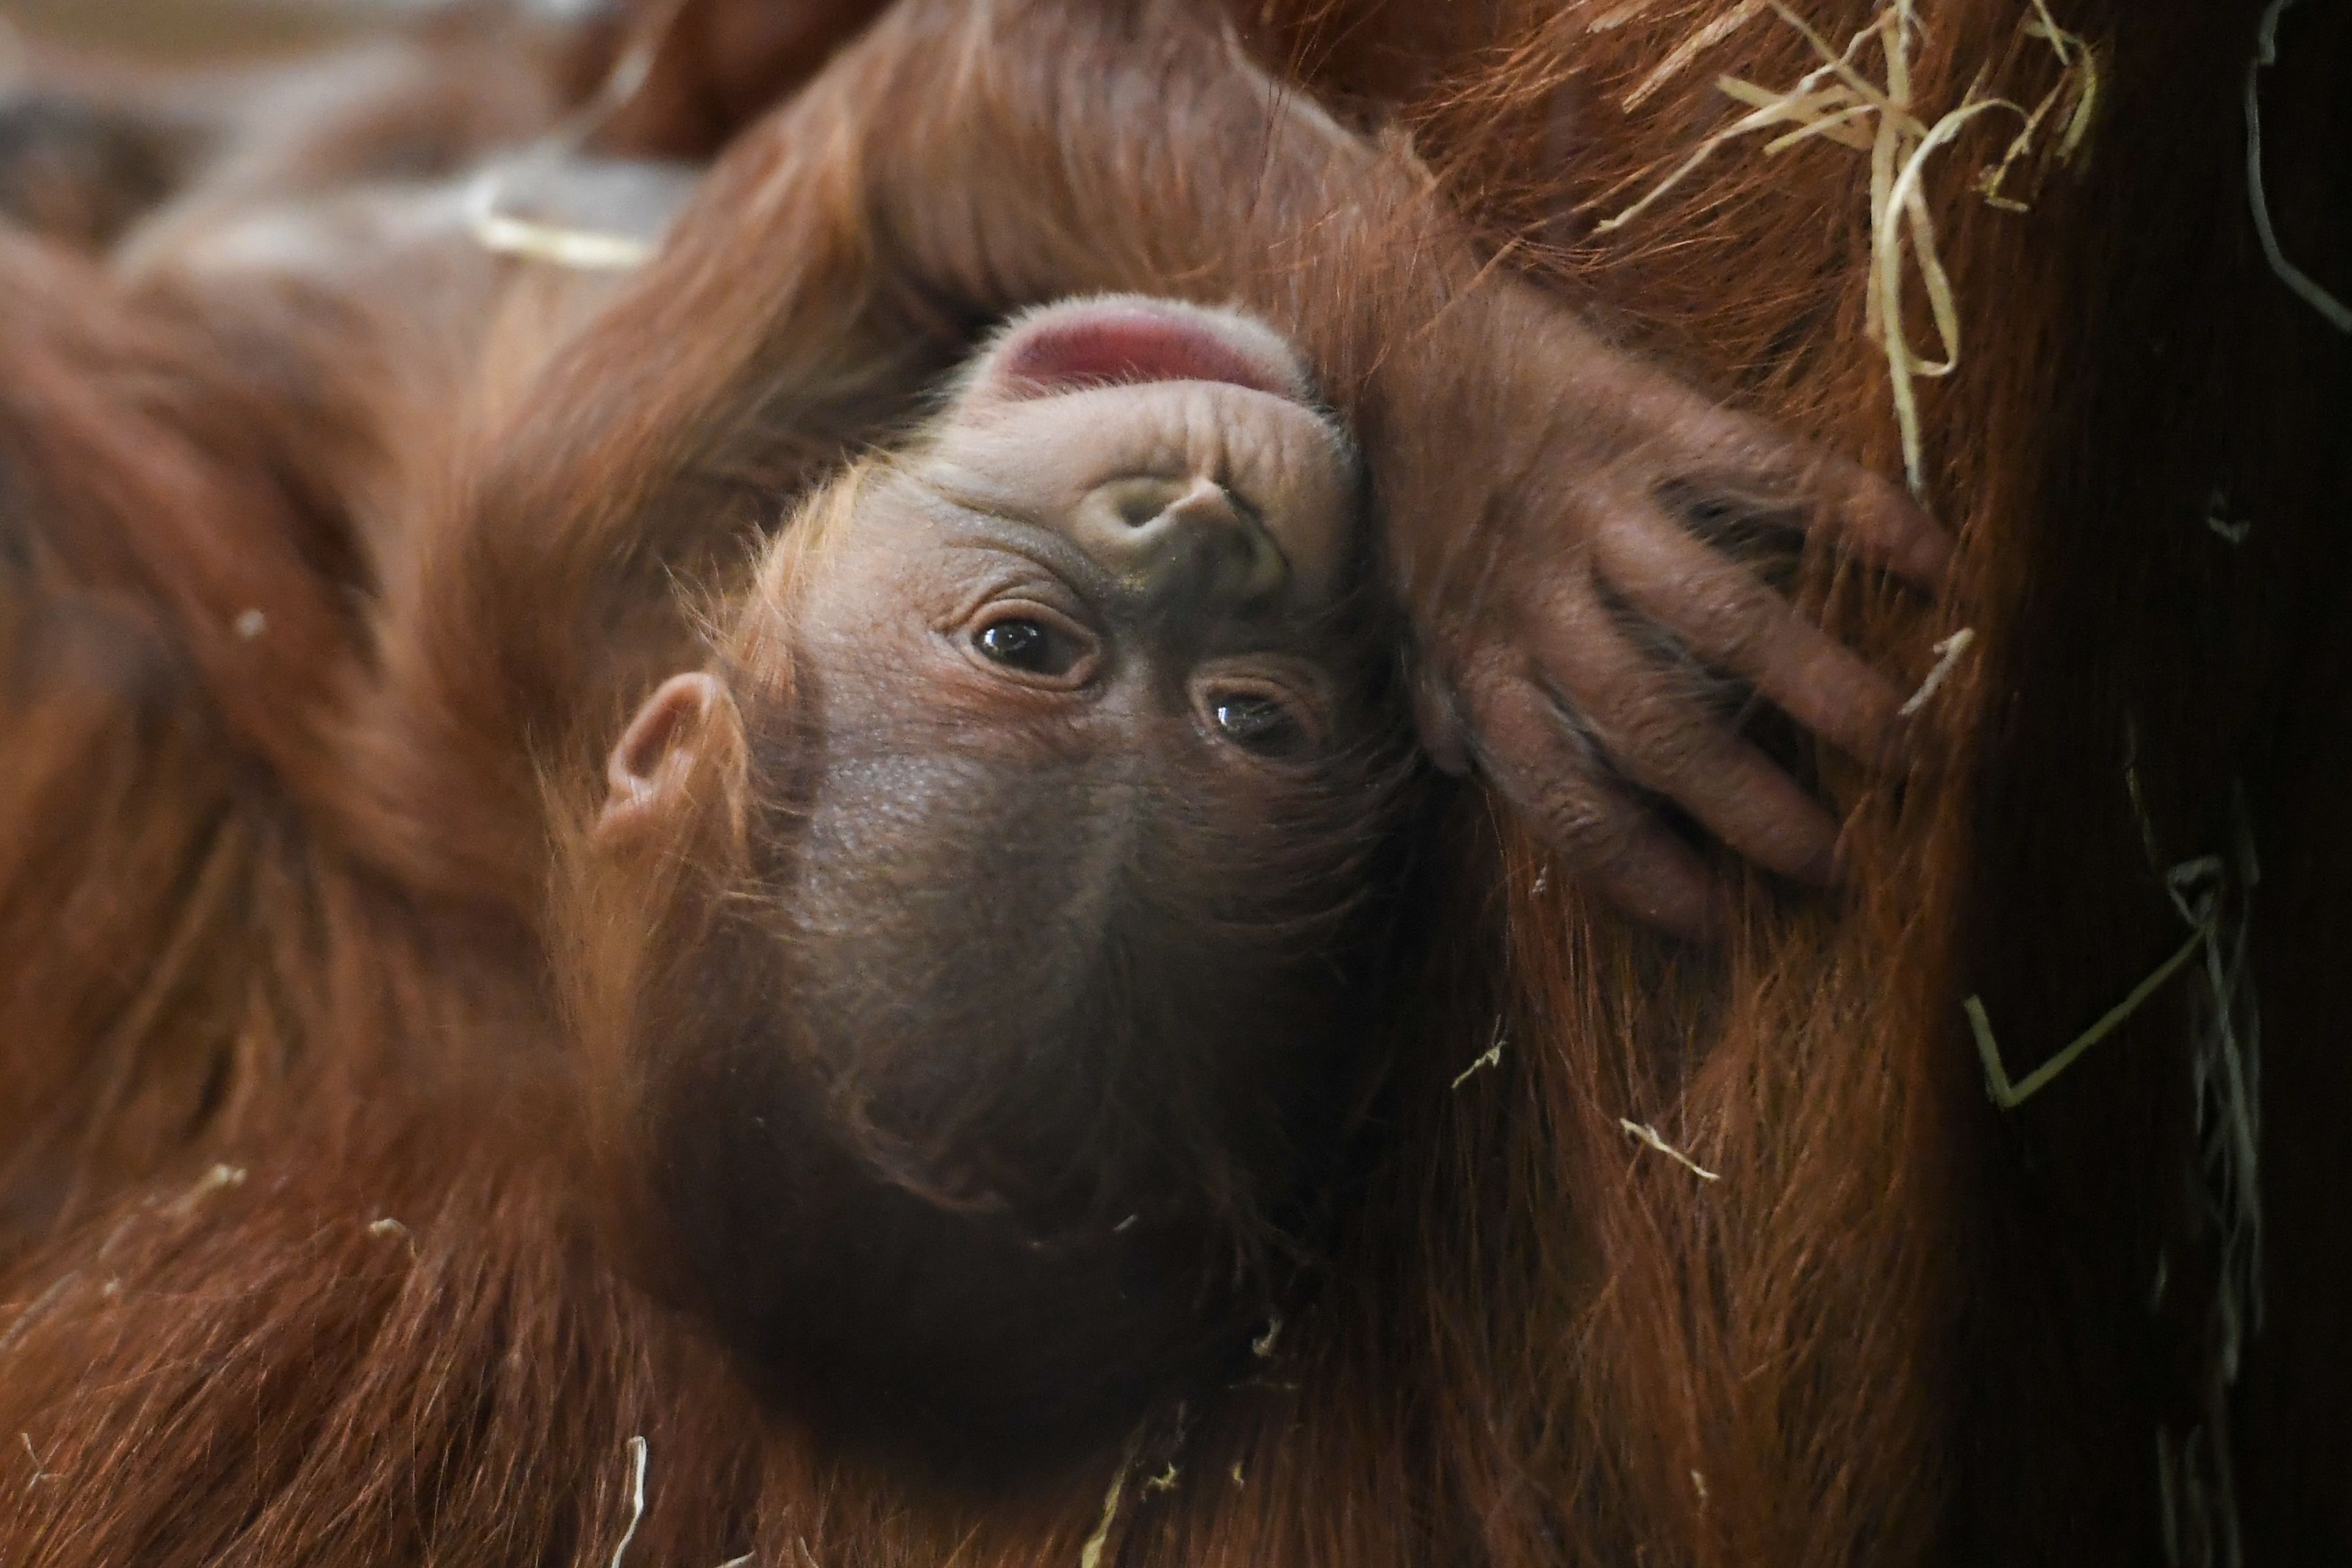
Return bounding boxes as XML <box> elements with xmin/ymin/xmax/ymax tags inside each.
<box><xmin>973</xmin><ymin>616</ymin><xmax>1084</xmax><ymax>679</ymax></box>
<box><xmin>1210</xmin><ymin>692</ymin><xmax>1307</xmax><ymax>758</ymax></box>
<box><xmin>979</xmin><ymin>619</ymin><xmax>1047</xmax><ymax>665</ymax></box>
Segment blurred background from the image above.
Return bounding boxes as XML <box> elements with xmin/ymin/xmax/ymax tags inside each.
<box><xmin>0</xmin><ymin>0</ymin><xmax>503</xmax><ymax>58</ymax></box>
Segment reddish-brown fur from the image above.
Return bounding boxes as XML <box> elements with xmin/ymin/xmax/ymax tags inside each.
<box><xmin>1</xmin><ymin>1</ymin><xmax>2347</xmax><ymax>1564</ymax></box>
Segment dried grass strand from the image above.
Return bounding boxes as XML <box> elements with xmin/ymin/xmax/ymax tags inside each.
<box><xmin>1618</xmin><ymin>1119</ymin><xmax>1722</xmax><ymax>1181</ymax></box>
<box><xmin>1965</xmin><ymin>851</ymin><xmax>2238</xmax><ymax>1110</ymax></box>
<box><xmin>1622</xmin><ymin>0</ymin><xmax>1767</xmax><ymax>110</ymax></box>
<box><xmin>1077</xmin><ymin>1441</ymin><xmax>1137</xmax><ymax>1568</ymax></box>
<box><xmin>2245</xmin><ymin>0</ymin><xmax>2352</xmax><ymax>331</ymax></box>
<box><xmin>1600</xmin><ymin>2</ymin><xmax>2104</xmax><ymax>493</ymax></box>
<box><xmin>609</xmin><ymin>1435</ymin><xmax>649</xmax><ymax>1568</ymax></box>
<box><xmin>1898</xmin><ymin>627</ymin><xmax>1975</xmax><ymax>716</ymax></box>
<box><xmin>466</xmin><ymin>0</ymin><xmax>690</xmax><ymax>272</ymax></box>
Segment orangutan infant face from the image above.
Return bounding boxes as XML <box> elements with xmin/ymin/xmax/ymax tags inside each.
<box><xmin>796</xmin><ymin>296</ymin><xmax>1365</xmax><ymax>790</ymax></box>
<box><xmin>741</xmin><ymin>300</ymin><xmax>1396</xmax><ymax>1124</ymax></box>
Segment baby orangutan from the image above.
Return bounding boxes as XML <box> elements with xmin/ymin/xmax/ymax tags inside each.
<box><xmin>580</xmin><ymin>296</ymin><xmax>1411</xmax><ymax>1465</ymax></box>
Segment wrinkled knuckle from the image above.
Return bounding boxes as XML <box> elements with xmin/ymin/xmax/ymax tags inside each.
<box><xmin>1612</xmin><ymin>702</ymin><xmax>1708</xmax><ymax>776</ymax></box>
<box><xmin>1692</xmin><ymin>588</ymin><xmax>1773</xmax><ymax>664</ymax></box>
<box><xmin>1450</xmin><ymin>643</ymin><xmax>1522</xmax><ymax>708</ymax></box>
<box><xmin>1527</xmin><ymin>780</ymin><xmax>1635</xmax><ymax>866</ymax></box>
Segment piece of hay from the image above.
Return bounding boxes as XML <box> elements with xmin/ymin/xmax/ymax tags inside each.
<box><xmin>1899</xmin><ymin>626</ymin><xmax>1975</xmax><ymax>715</ymax></box>
<box><xmin>465</xmin><ymin>0</ymin><xmax>690</xmax><ymax>274</ymax></box>
<box><xmin>165</xmin><ymin>1162</ymin><xmax>246</xmax><ymax>1217</ymax></box>
<box><xmin>1591</xmin><ymin>22</ymin><xmax>1877</xmax><ymax>237</ymax></box>
<box><xmin>1973</xmin><ymin>0</ymin><xmax>2100</xmax><ymax>209</ymax></box>
<box><xmin>1449</xmin><ymin>1017</ymin><xmax>1509</xmax><ymax>1089</ymax></box>
<box><xmin>1618</xmin><ymin>1119</ymin><xmax>1721</xmax><ymax>1181</ymax></box>
<box><xmin>466</xmin><ymin>181</ymin><xmax>659</xmax><ymax>272</ymax></box>
<box><xmin>0</xmin><ymin>1273</ymin><xmax>76</xmax><ymax>1360</ymax></box>
<box><xmin>2204</xmin><ymin>487</ymin><xmax>2253</xmax><ymax>544</ymax></box>
<box><xmin>1623</xmin><ymin>0</ymin><xmax>1767</xmax><ymax>110</ymax></box>
<box><xmin>1077</xmin><ymin>1442</ymin><xmax>1136</xmax><ymax>1568</ymax></box>
<box><xmin>2156</xmin><ymin>802</ymin><xmax>2262</xmax><ymax>1563</ymax></box>
<box><xmin>1598</xmin><ymin>2</ymin><xmax>2102</xmax><ymax>495</ymax></box>
<box><xmin>2246</xmin><ymin>0</ymin><xmax>2352</xmax><ymax>333</ymax></box>
<box><xmin>610</xmin><ymin>1435</ymin><xmax>649</xmax><ymax>1568</ymax></box>
<box><xmin>1965</xmin><ymin>926</ymin><xmax>2208</xmax><ymax>1109</ymax></box>
<box><xmin>1588</xmin><ymin>0</ymin><xmax>1671</xmax><ymax>33</ymax></box>
<box><xmin>1964</xmin><ymin>852</ymin><xmax>2236</xmax><ymax>1111</ymax></box>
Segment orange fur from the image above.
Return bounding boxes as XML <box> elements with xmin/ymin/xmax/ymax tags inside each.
<box><xmin>1</xmin><ymin>1</ymin><xmax>2347</xmax><ymax>1563</ymax></box>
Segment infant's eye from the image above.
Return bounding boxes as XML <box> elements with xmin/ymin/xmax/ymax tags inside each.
<box><xmin>1211</xmin><ymin>693</ymin><xmax>1307</xmax><ymax>757</ymax></box>
<box><xmin>973</xmin><ymin>616</ymin><xmax>1084</xmax><ymax>678</ymax></box>
<box><xmin>978</xmin><ymin>619</ymin><xmax>1047</xmax><ymax>666</ymax></box>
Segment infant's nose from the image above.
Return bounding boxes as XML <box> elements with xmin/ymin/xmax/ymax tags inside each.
<box><xmin>1073</xmin><ymin>475</ymin><xmax>1288</xmax><ymax>607</ymax></box>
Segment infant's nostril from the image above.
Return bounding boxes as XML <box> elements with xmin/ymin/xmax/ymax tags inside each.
<box><xmin>1073</xmin><ymin>474</ymin><xmax>1288</xmax><ymax>604</ymax></box>
<box><xmin>1094</xmin><ymin>476</ymin><xmax>1186</xmax><ymax>530</ymax></box>
<box><xmin>1101</xmin><ymin>476</ymin><xmax>1235</xmax><ymax>532</ymax></box>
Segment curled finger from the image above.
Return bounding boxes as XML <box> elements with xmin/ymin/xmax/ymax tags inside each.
<box><xmin>1676</xmin><ymin>401</ymin><xmax>1953</xmax><ymax>590</ymax></box>
<box><xmin>1533</xmin><ymin>583</ymin><xmax>1845</xmax><ymax>886</ymax></box>
<box><xmin>1463</xmin><ymin>670</ymin><xmax>1723</xmax><ymax>940</ymax></box>
<box><xmin>1591</xmin><ymin>500</ymin><xmax>1909</xmax><ymax>766</ymax></box>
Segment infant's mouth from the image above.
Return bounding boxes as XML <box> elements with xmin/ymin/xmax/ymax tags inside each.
<box><xmin>993</xmin><ymin>302</ymin><xmax>1300</xmax><ymax>402</ymax></box>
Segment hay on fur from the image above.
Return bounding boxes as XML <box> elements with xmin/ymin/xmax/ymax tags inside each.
<box><xmin>2246</xmin><ymin>0</ymin><xmax>2352</xmax><ymax>331</ymax></box>
<box><xmin>1619</xmin><ymin>1119</ymin><xmax>1722</xmax><ymax>1181</ymax></box>
<box><xmin>1595</xmin><ymin>1</ymin><xmax>2100</xmax><ymax>491</ymax></box>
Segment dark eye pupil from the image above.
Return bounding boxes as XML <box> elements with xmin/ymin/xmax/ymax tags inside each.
<box><xmin>1213</xmin><ymin>695</ymin><xmax>1297</xmax><ymax>749</ymax></box>
<box><xmin>978</xmin><ymin>619</ymin><xmax>1051</xmax><ymax>668</ymax></box>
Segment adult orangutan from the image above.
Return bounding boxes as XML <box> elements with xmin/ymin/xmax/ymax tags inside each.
<box><xmin>0</xmin><ymin>0</ymin><xmax>1957</xmax><ymax>1544</ymax></box>
<box><xmin>3</xmin><ymin>0</ymin><xmax>2345</xmax><ymax>1563</ymax></box>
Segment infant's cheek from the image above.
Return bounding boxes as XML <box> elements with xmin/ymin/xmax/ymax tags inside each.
<box><xmin>1264</xmin><ymin>427</ymin><xmax>1358</xmax><ymax>587</ymax></box>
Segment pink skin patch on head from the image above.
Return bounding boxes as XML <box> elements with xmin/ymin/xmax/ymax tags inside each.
<box><xmin>995</xmin><ymin>306</ymin><xmax>1297</xmax><ymax>401</ymax></box>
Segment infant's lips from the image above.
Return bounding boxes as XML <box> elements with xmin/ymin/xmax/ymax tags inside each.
<box><xmin>994</xmin><ymin>304</ymin><xmax>1301</xmax><ymax>402</ymax></box>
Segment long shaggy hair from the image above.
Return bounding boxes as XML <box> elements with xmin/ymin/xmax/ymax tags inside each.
<box><xmin>0</xmin><ymin>1</ymin><xmax>2344</xmax><ymax>1563</ymax></box>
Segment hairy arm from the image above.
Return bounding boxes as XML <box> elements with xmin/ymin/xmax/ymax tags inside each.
<box><xmin>0</xmin><ymin>234</ymin><xmax>354</xmax><ymax>1205</ymax></box>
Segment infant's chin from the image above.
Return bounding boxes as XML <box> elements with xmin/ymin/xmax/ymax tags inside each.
<box><xmin>654</xmin><ymin>1068</ymin><xmax>1250</xmax><ymax>1481</ymax></box>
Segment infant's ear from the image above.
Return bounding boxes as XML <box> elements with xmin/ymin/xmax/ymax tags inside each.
<box><xmin>596</xmin><ymin>672</ymin><xmax>745</xmax><ymax>845</ymax></box>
